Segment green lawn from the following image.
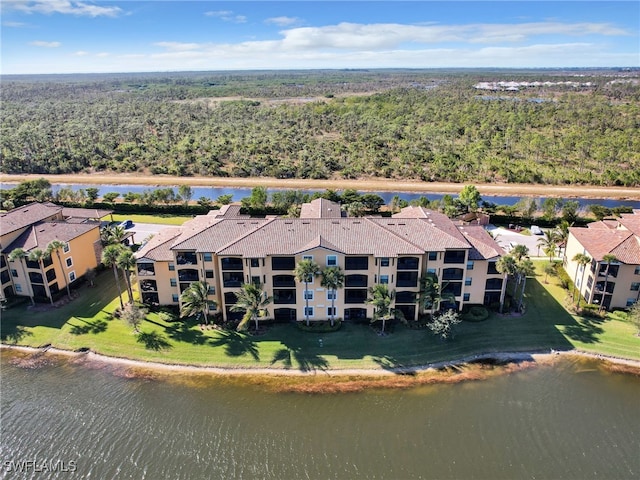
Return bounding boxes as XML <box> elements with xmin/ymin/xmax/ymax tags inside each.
<box><xmin>2</xmin><ymin>265</ymin><xmax>638</xmax><ymax>371</ymax></box>
<box><xmin>111</xmin><ymin>213</ymin><xmax>193</xmax><ymax>225</ymax></box>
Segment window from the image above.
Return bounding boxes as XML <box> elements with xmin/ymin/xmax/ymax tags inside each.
<box><xmin>304</xmin><ymin>307</ymin><xmax>314</xmax><ymax>317</ymax></box>
<box><xmin>209</xmin><ymin>303</ymin><xmax>216</xmax><ymax>311</ymax></box>
<box><xmin>395</xmin><ymin>291</ymin><xmax>416</xmax><ymax>303</ymax></box>
<box><xmin>11</xmin><ymin>269</ymin><xmax>18</xmax><ymax>278</ymax></box>
<box><xmin>65</xmin><ymin>258</ymin><xmax>73</xmax><ymax>268</ymax></box>
<box><xmin>272</xmin><ymin>257</ymin><xmax>295</xmax><ymax>270</ymax></box>
<box><xmin>250</xmin><ymin>258</ymin><xmax>260</xmax><ymax>268</ymax></box>
<box><xmin>327</xmin><ymin>307</ymin><xmax>336</xmax><ymax>317</ymax></box>
<box><xmin>69</xmin><ymin>271</ymin><xmax>76</xmax><ymax>282</ymax></box>
<box><xmin>251</xmin><ymin>276</ymin><xmax>260</xmax><ymax>286</ymax></box>
<box><xmin>465</xmin><ymin>278</ymin><xmax>472</xmax><ymax>286</ymax></box>
<box><xmin>172</xmin><ymin>294</ymin><xmax>179</xmax><ymax>303</ymax></box>
<box><xmin>485</xmin><ymin>278</ymin><xmax>503</xmax><ymax>290</ymax></box>
<box><xmin>302</xmin><ymin>255</ymin><xmax>313</xmax><ymax>261</ymax></box>
<box><xmin>635</xmin><ymin>266</ymin><xmax>640</xmax><ymax>275</ymax></box>
<box><xmin>326</xmin><ymin>255</ymin><xmax>337</xmax><ymax>267</ymax></box>
<box><xmin>487</xmin><ymin>262</ymin><xmax>499</xmax><ymax>275</ymax></box>
<box><xmin>138</xmin><ymin>263</ymin><xmax>155</xmax><ymax>276</ymax></box>
<box><xmin>205</xmin><ymin>270</ymin><xmax>214</xmax><ymax>279</ymax></box>
<box><xmin>427</xmin><ymin>268</ymin><xmax>436</xmax><ymax>275</ymax></box>
<box><xmin>63</xmin><ymin>243</ymin><xmax>70</xmax><ymax>253</ymax></box>
<box><xmin>345</xmin><ymin>275</ymin><xmax>368</xmax><ymax>287</ymax></box>
<box><xmin>631</xmin><ymin>283</ymin><xmax>640</xmax><ymax>291</ymax></box>
<box><xmin>222</xmin><ymin>257</ymin><xmax>243</xmax><ymax>270</ymax></box>
<box><xmin>304</xmin><ymin>290</ymin><xmax>314</xmax><ymax>300</ymax></box>
<box><xmin>444</xmin><ymin>250</ymin><xmax>466</xmax><ymax>264</ymax></box>
<box><xmin>380</xmin><ymin>274</ymin><xmax>389</xmax><ymax>284</ymax></box>
<box><xmin>170</xmin><ymin>278</ymin><xmax>177</xmax><ymax>287</ymax></box>
<box><xmin>327</xmin><ymin>290</ymin><xmax>337</xmax><ymax>300</ymax></box>
<box><xmin>203</xmin><ymin>253</ymin><xmax>213</xmax><ymax>262</ymax></box>
<box><xmin>397</xmin><ymin>271</ymin><xmax>418</xmax><ymax>288</ymax></box>
<box><xmin>380</xmin><ymin>257</ymin><xmax>389</xmax><ymax>267</ymax></box>
<box><xmin>463</xmin><ymin>293</ymin><xmax>470</xmax><ymax>302</ymax></box>
<box><xmin>428</xmin><ymin>252</ymin><xmax>438</xmax><ymax>261</ymax></box>
<box><xmin>397</xmin><ymin>257</ymin><xmax>419</xmax><ymax>270</ymax></box>
<box><xmin>467</xmin><ymin>261</ymin><xmax>474</xmax><ymax>270</ymax></box>
<box><xmin>626</xmin><ymin>298</ymin><xmax>636</xmax><ymax>307</ymax></box>
<box><xmin>168</xmin><ymin>263</ymin><xmax>175</xmax><ymax>271</ymax></box>
<box><xmin>208</xmin><ymin>286</ymin><xmax>215</xmax><ymax>295</ymax></box>
<box><xmin>443</xmin><ymin>268</ymin><xmax>464</xmax><ymax>281</ymax></box>
<box><xmin>15</xmin><ymin>284</ymin><xmax>22</xmax><ymax>293</ymax></box>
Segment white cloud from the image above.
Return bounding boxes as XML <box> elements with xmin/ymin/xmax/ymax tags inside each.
<box><xmin>265</xmin><ymin>16</ymin><xmax>301</xmax><ymax>27</ymax></box>
<box><xmin>204</xmin><ymin>9</ymin><xmax>246</xmax><ymax>23</ymax></box>
<box><xmin>154</xmin><ymin>42</ymin><xmax>201</xmax><ymax>52</ymax></box>
<box><xmin>2</xmin><ymin>21</ymin><xmax>29</xmax><ymax>27</ymax></box>
<box><xmin>73</xmin><ymin>50</ymin><xmax>89</xmax><ymax>56</ymax></box>
<box><xmin>30</xmin><ymin>40</ymin><xmax>61</xmax><ymax>47</ymax></box>
<box><xmin>6</xmin><ymin>0</ymin><xmax>123</xmax><ymax>17</ymax></box>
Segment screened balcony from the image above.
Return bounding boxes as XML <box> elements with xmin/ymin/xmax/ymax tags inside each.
<box><xmin>176</xmin><ymin>252</ymin><xmax>198</xmax><ymax>265</ymax></box>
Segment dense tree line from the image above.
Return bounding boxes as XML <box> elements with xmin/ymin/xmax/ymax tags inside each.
<box><xmin>2</xmin><ymin>70</ymin><xmax>639</xmax><ymax>186</ymax></box>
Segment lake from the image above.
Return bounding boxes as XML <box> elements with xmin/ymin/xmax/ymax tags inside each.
<box><xmin>2</xmin><ymin>352</ymin><xmax>639</xmax><ymax>479</ymax></box>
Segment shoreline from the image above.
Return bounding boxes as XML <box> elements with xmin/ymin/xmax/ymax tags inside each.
<box><xmin>3</xmin><ymin>343</ymin><xmax>640</xmax><ymax>377</ymax></box>
<box><xmin>2</xmin><ymin>173</ymin><xmax>640</xmax><ymax>200</ymax></box>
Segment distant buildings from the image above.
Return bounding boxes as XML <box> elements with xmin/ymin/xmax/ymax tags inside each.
<box><xmin>135</xmin><ymin>199</ymin><xmax>505</xmax><ymax>322</ymax></box>
<box><xmin>0</xmin><ymin>202</ymin><xmax>111</xmax><ymax>303</ymax></box>
<box><xmin>564</xmin><ymin>210</ymin><xmax>640</xmax><ymax>309</ymax></box>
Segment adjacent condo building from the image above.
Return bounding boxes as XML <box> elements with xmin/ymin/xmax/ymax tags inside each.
<box><xmin>135</xmin><ymin>200</ymin><xmax>506</xmax><ymax>322</ymax></box>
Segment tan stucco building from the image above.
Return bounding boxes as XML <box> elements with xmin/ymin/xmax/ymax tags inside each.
<box><xmin>0</xmin><ymin>202</ymin><xmax>109</xmax><ymax>303</ymax></box>
<box><xmin>564</xmin><ymin>210</ymin><xmax>640</xmax><ymax>310</ymax></box>
<box><xmin>135</xmin><ymin>200</ymin><xmax>505</xmax><ymax>322</ymax></box>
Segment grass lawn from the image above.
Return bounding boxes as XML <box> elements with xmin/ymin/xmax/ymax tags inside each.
<box><xmin>2</xmin><ymin>265</ymin><xmax>639</xmax><ymax>371</ymax></box>
<box><xmin>111</xmin><ymin>213</ymin><xmax>193</xmax><ymax>225</ymax></box>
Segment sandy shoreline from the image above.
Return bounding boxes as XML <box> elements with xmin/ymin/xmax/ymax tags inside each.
<box><xmin>2</xmin><ymin>173</ymin><xmax>640</xmax><ymax>200</ymax></box>
<box><xmin>3</xmin><ymin>343</ymin><xmax>640</xmax><ymax>377</ymax></box>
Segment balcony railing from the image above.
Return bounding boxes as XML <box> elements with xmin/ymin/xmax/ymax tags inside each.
<box><xmin>176</xmin><ymin>252</ymin><xmax>198</xmax><ymax>265</ymax></box>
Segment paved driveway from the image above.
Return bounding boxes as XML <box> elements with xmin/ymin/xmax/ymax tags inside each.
<box><xmin>487</xmin><ymin>225</ymin><xmax>546</xmax><ymax>258</ymax></box>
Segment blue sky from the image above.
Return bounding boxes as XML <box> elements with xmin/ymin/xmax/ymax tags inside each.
<box><xmin>2</xmin><ymin>1</ymin><xmax>638</xmax><ymax>74</ymax></box>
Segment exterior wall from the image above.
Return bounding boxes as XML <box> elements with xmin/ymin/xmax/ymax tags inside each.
<box><xmin>138</xmin><ymin>261</ymin><xmax>180</xmax><ymax>306</ymax></box>
<box><xmin>55</xmin><ymin>229</ymin><xmax>101</xmax><ymax>290</ymax></box>
<box><xmin>466</xmin><ymin>259</ymin><xmax>503</xmax><ymax>305</ymax></box>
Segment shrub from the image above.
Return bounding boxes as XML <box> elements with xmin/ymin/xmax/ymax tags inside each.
<box><xmin>580</xmin><ymin>304</ymin><xmax>605</xmax><ymax>319</ymax></box>
<box><xmin>555</xmin><ymin>265</ymin><xmax>573</xmax><ymax>291</ymax></box>
<box><xmin>463</xmin><ymin>306</ymin><xmax>489</xmax><ymax>322</ymax></box>
<box><xmin>297</xmin><ymin>319</ymin><xmax>342</xmax><ymax>333</ymax></box>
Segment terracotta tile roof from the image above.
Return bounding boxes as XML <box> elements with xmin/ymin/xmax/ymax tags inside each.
<box><xmin>0</xmin><ymin>202</ymin><xmax>62</xmax><ymax>236</ymax></box>
<box><xmin>299</xmin><ymin>198</ymin><xmax>343</xmax><ymax>218</ymax></box>
<box><xmin>135</xmin><ymin>227</ymin><xmax>182</xmax><ymax>262</ymax></box>
<box><xmin>295</xmin><ymin>235</ymin><xmax>344</xmax><ymax>254</ymax></box>
<box><xmin>586</xmin><ymin>220</ymin><xmax>618</xmax><ymax>230</ymax></box>
<box><xmin>569</xmin><ymin>228</ymin><xmax>639</xmax><ymax>263</ymax></box>
<box><xmin>217</xmin><ymin>218</ymin><xmax>427</xmax><ymax>258</ymax></box>
<box><xmin>169</xmin><ymin>215</ymin><xmax>225</xmax><ymax>249</ymax></box>
<box><xmin>173</xmin><ymin>218</ymin><xmax>273</xmax><ymax>252</ymax></box>
<box><xmin>210</xmin><ymin>204</ymin><xmax>248</xmax><ymax>218</ymax></box>
<box><xmin>61</xmin><ymin>207</ymin><xmax>113</xmax><ymax>220</ymax></box>
<box><xmin>4</xmin><ymin>221</ymin><xmax>99</xmax><ymax>253</ymax></box>
<box><xmin>618</xmin><ymin>213</ymin><xmax>640</xmax><ymax>236</ymax></box>
<box><xmin>371</xmin><ymin>216</ymin><xmax>471</xmax><ymax>251</ymax></box>
<box><xmin>458</xmin><ymin>225</ymin><xmax>504</xmax><ymax>260</ymax></box>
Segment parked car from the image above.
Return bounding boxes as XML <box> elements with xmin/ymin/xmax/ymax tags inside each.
<box><xmin>119</xmin><ymin>219</ymin><xmax>134</xmax><ymax>229</ymax></box>
<box><xmin>530</xmin><ymin>225</ymin><xmax>543</xmax><ymax>235</ymax></box>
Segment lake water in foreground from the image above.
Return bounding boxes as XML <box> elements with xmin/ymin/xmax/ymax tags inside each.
<box><xmin>1</xmin><ymin>353</ymin><xmax>639</xmax><ymax>480</ymax></box>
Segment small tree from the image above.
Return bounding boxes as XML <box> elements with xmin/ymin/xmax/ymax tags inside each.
<box><xmin>102</xmin><ymin>244</ymin><xmax>125</xmax><ymax>309</ymax></box>
<box><xmin>121</xmin><ymin>303</ymin><xmax>147</xmax><ymax>333</ymax></box>
<box><xmin>85</xmin><ymin>267</ymin><xmax>97</xmax><ymax>287</ymax></box>
<box><xmin>628</xmin><ymin>302</ymin><xmax>640</xmax><ymax>337</ymax></box>
<box><xmin>427</xmin><ymin>309</ymin><xmax>462</xmax><ymax>340</ymax></box>
<box><xmin>216</xmin><ymin>194</ymin><xmax>233</xmax><ymax>205</ymax></box>
<box><xmin>116</xmin><ymin>248</ymin><xmax>136</xmax><ymax>304</ymax></box>
<box><xmin>103</xmin><ymin>192</ymin><xmax>120</xmax><ymax>204</ymax></box>
<box><xmin>178</xmin><ymin>185</ymin><xmax>193</xmax><ymax>207</ymax></box>
<box><xmin>366</xmin><ymin>284</ymin><xmax>399</xmax><ymax>334</ymax></box>
<box><xmin>230</xmin><ymin>282</ymin><xmax>272</xmax><ymax>331</ymax></box>
<box><xmin>458</xmin><ymin>185</ymin><xmax>482</xmax><ymax>213</ymax></box>
<box><xmin>572</xmin><ymin>253</ymin><xmax>591</xmax><ymax>305</ymax></box>
<box><xmin>197</xmin><ymin>197</ymin><xmax>212</xmax><ymax>209</ymax></box>
<box><xmin>85</xmin><ymin>187</ymin><xmax>99</xmax><ymax>204</ymax></box>
<box><xmin>180</xmin><ymin>281</ymin><xmax>216</xmax><ymax>325</ymax></box>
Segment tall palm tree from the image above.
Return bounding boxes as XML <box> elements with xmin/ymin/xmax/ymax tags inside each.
<box><xmin>571</xmin><ymin>253</ymin><xmax>590</xmax><ymax>304</ymax></box>
<box><xmin>294</xmin><ymin>259</ymin><xmax>320</xmax><ymax>326</ymax></box>
<box><xmin>366</xmin><ymin>284</ymin><xmax>397</xmax><ymax>334</ymax></box>
<box><xmin>102</xmin><ymin>244</ymin><xmax>125</xmax><ymax>309</ymax></box>
<box><xmin>116</xmin><ymin>248</ymin><xmax>136</xmax><ymax>304</ymax></box>
<box><xmin>8</xmin><ymin>248</ymin><xmax>34</xmax><ymax>305</ymax></box>
<box><xmin>515</xmin><ymin>258</ymin><xmax>535</xmax><ymax>312</ymax></box>
<box><xmin>598</xmin><ymin>254</ymin><xmax>617</xmax><ymax>313</ymax></box>
<box><xmin>321</xmin><ymin>266</ymin><xmax>344</xmax><ymax>327</ymax></box>
<box><xmin>180</xmin><ymin>281</ymin><xmax>216</xmax><ymax>325</ymax></box>
<box><xmin>537</xmin><ymin>230</ymin><xmax>558</xmax><ymax>262</ymax></box>
<box><xmin>495</xmin><ymin>255</ymin><xmax>517</xmax><ymax>313</ymax></box>
<box><xmin>419</xmin><ymin>273</ymin><xmax>442</xmax><ymax>314</ymax></box>
<box><xmin>46</xmin><ymin>240</ymin><xmax>71</xmax><ymax>300</ymax></box>
<box><xmin>28</xmin><ymin>249</ymin><xmax>54</xmax><ymax>305</ymax></box>
<box><xmin>230</xmin><ymin>282</ymin><xmax>272</xmax><ymax>331</ymax></box>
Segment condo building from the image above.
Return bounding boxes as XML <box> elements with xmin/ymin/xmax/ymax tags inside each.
<box><xmin>564</xmin><ymin>210</ymin><xmax>640</xmax><ymax>310</ymax></box>
<box><xmin>135</xmin><ymin>200</ymin><xmax>505</xmax><ymax>322</ymax></box>
<box><xmin>0</xmin><ymin>202</ymin><xmax>109</xmax><ymax>303</ymax></box>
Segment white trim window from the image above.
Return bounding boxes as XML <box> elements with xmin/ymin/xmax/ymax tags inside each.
<box><xmin>63</xmin><ymin>243</ymin><xmax>70</xmax><ymax>254</ymax></box>
<box><xmin>304</xmin><ymin>306</ymin><xmax>314</xmax><ymax>318</ymax></box>
<box><xmin>69</xmin><ymin>271</ymin><xmax>76</xmax><ymax>282</ymax></box>
<box><xmin>304</xmin><ymin>290</ymin><xmax>314</xmax><ymax>300</ymax></box>
<box><xmin>326</xmin><ymin>255</ymin><xmax>337</xmax><ymax>267</ymax></box>
<box><xmin>303</xmin><ymin>255</ymin><xmax>314</xmax><ymax>262</ymax></box>
<box><xmin>327</xmin><ymin>306</ymin><xmax>337</xmax><ymax>317</ymax></box>
<box><xmin>65</xmin><ymin>258</ymin><xmax>73</xmax><ymax>268</ymax></box>
<box><xmin>327</xmin><ymin>290</ymin><xmax>337</xmax><ymax>301</ymax></box>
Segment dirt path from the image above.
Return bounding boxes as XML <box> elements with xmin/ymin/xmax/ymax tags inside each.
<box><xmin>2</xmin><ymin>173</ymin><xmax>640</xmax><ymax>200</ymax></box>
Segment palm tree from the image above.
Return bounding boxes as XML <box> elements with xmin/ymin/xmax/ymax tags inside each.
<box><xmin>8</xmin><ymin>248</ymin><xmax>34</xmax><ymax>305</ymax></box>
<box><xmin>515</xmin><ymin>258</ymin><xmax>535</xmax><ymax>312</ymax></box>
<box><xmin>510</xmin><ymin>244</ymin><xmax>529</xmax><ymax>262</ymax></box>
<box><xmin>294</xmin><ymin>259</ymin><xmax>320</xmax><ymax>326</ymax></box>
<box><xmin>495</xmin><ymin>255</ymin><xmax>517</xmax><ymax>313</ymax></box>
<box><xmin>179</xmin><ymin>281</ymin><xmax>216</xmax><ymax>325</ymax></box>
<box><xmin>230</xmin><ymin>282</ymin><xmax>272</xmax><ymax>331</ymax></box>
<box><xmin>102</xmin><ymin>244</ymin><xmax>125</xmax><ymax>309</ymax></box>
<box><xmin>571</xmin><ymin>253</ymin><xmax>590</xmax><ymax>304</ymax></box>
<box><xmin>537</xmin><ymin>230</ymin><xmax>558</xmax><ymax>262</ymax></box>
<box><xmin>116</xmin><ymin>248</ymin><xmax>136</xmax><ymax>304</ymax></box>
<box><xmin>101</xmin><ymin>225</ymin><xmax>126</xmax><ymax>246</ymax></box>
<box><xmin>366</xmin><ymin>283</ymin><xmax>395</xmax><ymax>334</ymax></box>
<box><xmin>598</xmin><ymin>254</ymin><xmax>617</xmax><ymax>313</ymax></box>
<box><xmin>419</xmin><ymin>273</ymin><xmax>443</xmax><ymax>314</ymax></box>
<box><xmin>46</xmin><ymin>240</ymin><xmax>72</xmax><ymax>299</ymax></box>
<box><xmin>321</xmin><ymin>266</ymin><xmax>344</xmax><ymax>327</ymax></box>
<box><xmin>28</xmin><ymin>249</ymin><xmax>54</xmax><ymax>305</ymax></box>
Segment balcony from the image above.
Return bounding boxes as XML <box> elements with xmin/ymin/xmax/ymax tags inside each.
<box><xmin>272</xmin><ymin>257</ymin><xmax>296</xmax><ymax>271</ymax></box>
<box><xmin>344</xmin><ymin>289</ymin><xmax>367</xmax><ymax>304</ymax></box>
<box><xmin>345</xmin><ymin>274</ymin><xmax>368</xmax><ymax>288</ymax></box>
<box><xmin>273</xmin><ymin>289</ymin><xmax>296</xmax><ymax>305</ymax></box>
<box><xmin>397</xmin><ymin>257</ymin><xmax>419</xmax><ymax>270</ymax></box>
<box><xmin>273</xmin><ymin>275</ymin><xmax>296</xmax><ymax>288</ymax></box>
<box><xmin>444</xmin><ymin>250</ymin><xmax>466</xmax><ymax>264</ymax></box>
<box><xmin>140</xmin><ymin>280</ymin><xmax>158</xmax><ymax>292</ymax></box>
<box><xmin>178</xmin><ymin>269</ymin><xmax>199</xmax><ymax>282</ymax></box>
<box><xmin>397</xmin><ymin>271</ymin><xmax>418</xmax><ymax>288</ymax></box>
<box><xmin>223</xmin><ymin>272</ymin><xmax>244</xmax><ymax>288</ymax></box>
<box><xmin>176</xmin><ymin>252</ymin><xmax>198</xmax><ymax>266</ymax></box>
<box><xmin>442</xmin><ymin>268</ymin><xmax>464</xmax><ymax>281</ymax></box>
<box><xmin>395</xmin><ymin>291</ymin><xmax>416</xmax><ymax>304</ymax></box>
<box><xmin>221</xmin><ymin>257</ymin><xmax>243</xmax><ymax>271</ymax></box>
<box><xmin>345</xmin><ymin>256</ymin><xmax>369</xmax><ymax>271</ymax></box>
<box><xmin>137</xmin><ymin>263</ymin><xmax>155</xmax><ymax>276</ymax></box>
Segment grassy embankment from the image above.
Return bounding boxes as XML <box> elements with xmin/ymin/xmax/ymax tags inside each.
<box><xmin>2</xmin><ymin>262</ymin><xmax>638</xmax><ymax>373</ymax></box>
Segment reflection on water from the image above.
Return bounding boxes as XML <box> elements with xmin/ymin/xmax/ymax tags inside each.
<box><xmin>1</xmin><ymin>352</ymin><xmax>639</xmax><ymax>480</ymax></box>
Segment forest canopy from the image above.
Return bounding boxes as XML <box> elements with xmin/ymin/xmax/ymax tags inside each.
<box><xmin>2</xmin><ymin>69</ymin><xmax>639</xmax><ymax>186</ymax></box>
